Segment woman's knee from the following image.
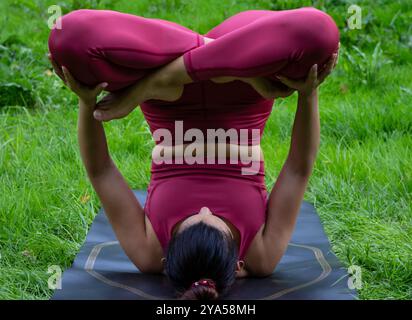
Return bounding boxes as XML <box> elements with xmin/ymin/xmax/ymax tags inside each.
<box><xmin>48</xmin><ymin>9</ymin><xmax>99</xmax><ymax>63</ymax></box>
<box><xmin>263</xmin><ymin>7</ymin><xmax>339</xmax><ymax>78</ymax></box>
<box><xmin>261</xmin><ymin>7</ymin><xmax>338</xmax><ymax>53</ymax></box>
<box><xmin>291</xmin><ymin>7</ymin><xmax>339</xmax><ymax>52</ymax></box>
<box><xmin>48</xmin><ymin>10</ymin><xmax>100</xmax><ymax>84</ymax></box>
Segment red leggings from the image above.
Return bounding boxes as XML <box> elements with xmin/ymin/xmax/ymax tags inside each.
<box><xmin>48</xmin><ymin>7</ymin><xmax>339</xmax><ymax>92</ymax></box>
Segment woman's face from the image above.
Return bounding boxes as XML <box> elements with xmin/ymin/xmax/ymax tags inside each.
<box><xmin>177</xmin><ymin>207</ymin><xmax>234</xmax><ymax>239</ymax></box>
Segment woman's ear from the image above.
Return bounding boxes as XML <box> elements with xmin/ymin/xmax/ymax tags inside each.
<box><xmin>235</xmin><ymin>260</ymin><xmax>245</xmax><ymax>272</ymax></box>
<box><xmin>160</xmin><ymin>258</ymin><xmax>168</xmax><ymax>276</ymax></box>
<box><xmin>235</xmin><ymin>260</ymin><xmax>248</xmax><ymax>278</ymax></box>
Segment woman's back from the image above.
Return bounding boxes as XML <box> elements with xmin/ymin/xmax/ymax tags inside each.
<box><xmin>141</xmin><ymin>79</ymin><xmax>273</xmax><ymax>260</ymax></box>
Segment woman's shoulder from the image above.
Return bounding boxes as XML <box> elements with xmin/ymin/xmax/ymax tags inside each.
<box><xmin>134</xmin><ymin>215</ymin><xmax>164</xmax><ymax>274</ymax></box>
<box><xmin>242</xmin><ymin>225</ymin><xmax>276</xmax><ymax>277</ymax></box>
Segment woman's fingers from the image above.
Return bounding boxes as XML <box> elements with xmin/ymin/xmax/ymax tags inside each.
<box><xmin>93</xmin><ymin>105</ymin><xmax>129</xmax><ymax>122</ymax></box>
<box><xmin>334</xmin><ymin>42</ymin><xmax>340</xmax><ymax>68</ymax></box>
<box><xmin>61</xmin><ymin>66</ymin><xmax>77</xmax><ymax>90</ymax></box>
<box><xmin>276</xmin><ymin>45</ymin><xmax>339</xmax><ymax>93</ymax></box>
<box><xmin>92</xmin><ymin>82</ymin><xmax>108</xmax><ymax>97</ymax></box>
<box><xmin>318</xmin><ymin>54</ymin><xmax>337</xmax><ymax>84</ymax></box>
<box><xmin>48</xmin><ymin>54</ymin><xmax>65</xmax><ymax>81</ymax></box>
<box><xmin>333</xmin><ymin>49</ymin><xmax>339</xmax><ymax>69</ymax></box>
<box><xmin>96</xmin><ymin>93</ymin><xmax>114</xmax><ymax>109</ymax></box>
<box><xmin>307</xmin><ymin>64</ymin><xmax>318</xmax><ymax>85</ymax></box>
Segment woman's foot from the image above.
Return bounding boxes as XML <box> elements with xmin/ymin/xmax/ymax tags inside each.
<box><xmin>143</xmin><ymin>56</ymin><xmax>190</xmax><ymax>100</ymax></box>
<box><xmin>94</xmin><ymin>72</ymin><xmax>185</xmax><ymax>121</ymax></box>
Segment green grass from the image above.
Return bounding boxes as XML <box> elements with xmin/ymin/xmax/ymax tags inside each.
<box><xmin>0</xmin><ymin>0</ymin><xmax>411</xmax><ymax>299</ymax></box>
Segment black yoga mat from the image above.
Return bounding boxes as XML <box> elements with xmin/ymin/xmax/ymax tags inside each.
<box><xmin>52</xmin><ymin>190</ymin><xmax>357</xmax><ymax>300</ymax></box>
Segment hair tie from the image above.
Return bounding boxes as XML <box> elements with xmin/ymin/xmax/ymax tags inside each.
<box><xmin>190</xmin><ymin>279</ymin><xmax>216</xmax><ymax>290</ymax></box>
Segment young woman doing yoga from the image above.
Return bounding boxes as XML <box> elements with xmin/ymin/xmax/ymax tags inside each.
<box><xmin>48</xmin><ymin>7</ymin><xmax>339</xmax><ymax>300</ymax></box>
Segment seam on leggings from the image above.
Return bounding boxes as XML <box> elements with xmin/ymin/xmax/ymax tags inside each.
<box><xmin>197</xmin><ymin>34</ymin><xmax>205</xmax><ymax>47</ymax></box>
<box><xmin>183</xmin><ymin>51</ymin><xmax>199</xmax><ymax>81</ymax></box>
<box><xmin>101</xmin><ymin>46</ymin><xmax>188</xmax><ymax>56</ymax></box>
<box><xmin>182</xmin><ymin>35</ymin><xmax>204</xmax><ymax>81</ymax></box>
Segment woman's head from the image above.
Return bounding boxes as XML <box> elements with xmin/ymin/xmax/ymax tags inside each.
<box><xmin>164</xmin><ymin>209</ymin><xmax>240</xmax><ymax>300</ymax></box>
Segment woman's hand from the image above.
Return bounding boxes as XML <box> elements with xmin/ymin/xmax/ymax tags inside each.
<box><xmin>94</xmin><ymin>85</ymin><xmax>142</xmax><ymax>121</ymax></box>
<box><xmin>48</xmin><ymin>54</ymin><xmax>65</xmax><ymax>82</ymax></box>
<box><xmin>61</xmin><ymin>66</ymin><xmax>108</xmax><ymax>107</ymax></box>
<box><xmin>94</xmin><ymin>72</ymin><xmax>184</xmax><ymax>122</ymax></box>
<box><xmin>48</xmin><ymin>54</ymin><xmax>107</xmax><ymax>107</ymax></box>
<box><xmin>277</xmin><ymin>51</ymin><xmax>339</xmax><ymax>96</ymax></box>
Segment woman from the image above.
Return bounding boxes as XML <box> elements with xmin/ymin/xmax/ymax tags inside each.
<box><xmin>48</xmin><ymin>7</ymin><xmax>339</xmax><ymax>300</ymax></box>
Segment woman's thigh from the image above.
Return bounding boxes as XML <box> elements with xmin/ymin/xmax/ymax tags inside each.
<box><xmin>48</xmin><ymin>9</ymin><xmax>203</xmax><ymax>91</ymax></box>
<box><xmin>184</xmin><ymin>7</ymin><xmax>340</xmax><ymax>81</ymax></box>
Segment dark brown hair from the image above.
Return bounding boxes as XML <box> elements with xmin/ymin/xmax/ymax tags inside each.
<box><xmin>164</xmin><ymin>222</ymin><xmax>238</xmax><ymax>300</ymax></box>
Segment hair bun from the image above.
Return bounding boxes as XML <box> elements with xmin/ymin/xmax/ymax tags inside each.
<box><xmin>191</xmin><ymin>278</ymin><xmax>216</xmax><ymax>290</ymax></box>
<box><xmin>181</xmin><ymin>278</ymin><xmax>219</xmax><ymax>300</ymax></box>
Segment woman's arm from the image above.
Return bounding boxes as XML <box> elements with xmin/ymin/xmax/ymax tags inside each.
<box><xmin>260</xmin><ymin>87</ymin><xmax>319</xmax><ymax>272</ymax></box>
<box><xmin>56</xmin><ymin>64</ymin><xmax>163</xmax><ymax>273</ymax></box>
<box><xmin>247</xmin><ymin>53</ymin><xmax>338</xmax><ymax>276</ymax></box>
